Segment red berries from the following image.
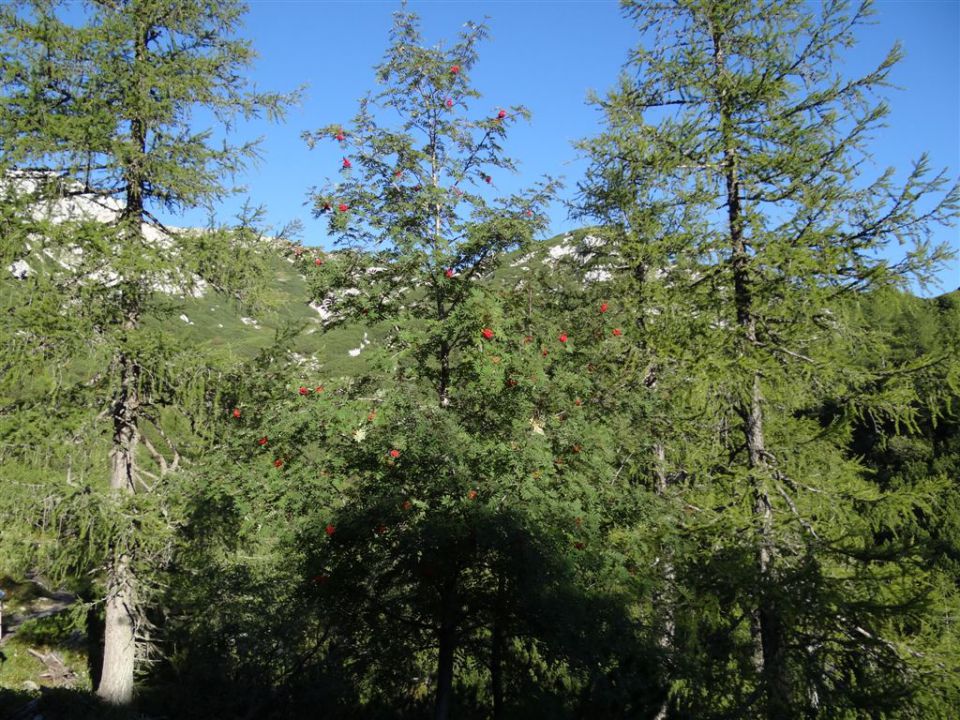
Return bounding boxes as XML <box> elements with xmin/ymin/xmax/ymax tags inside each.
<box><xmin>342</xmin><ymin>157</ymin><xmax>351</xmax><ymax>169</ymax></box>
<box><xmin>612</xmin><ymin>328</ymin><xmax>623</xmax><ymax>336</ymax></box>
<box><xmin>258</xmin><ymin>436</ymin><xmax>268</xmax><ymax>446</ymax></box>
<box><xmin>376</xmin><ymin>524</ymin><xmax>388</xmax><ymax>535</ymax></box>
<box><xmin>445</xmin><ymin>97</ymin><xmax>453</xmax><ymax>108</ymax></box>
<box><xmin>497</xmin><ymin>109</ymin><xmax>506</xmax><ymax>120</ymax></box>
<box><xmin>232</xmin><ymin>408</ymin><xmax>241</xmax><ymax>419</ymax></box>
<box><xmin>338</xmin><ymin>203</ymin><xmax>349</xmax><ymax>212</ymax></box>
<box><xmin>389</xmin><ymin>449</ymin><xmax>400</xmax><ymax>459</ymax></box>
<box><xmin>467</xmin><ymin>489</ymin><xmax>478</xmax><ymax>500</ymax></box>
<box><xmin>299</xmin><ymin>386</ymin><xmax>310</xmax><ymax>395</ymax></box>
<box><xmin>525</xmin><ymin>209</ymin><xmax>533</xmax><ymax>217</ymax></box>
<box><xmin>314</xmin><ymin>258</ymin><xmax>323</xmax><ymax>266</ymax></box>
<box><xmin>559</xmin><ymin>333</ymin><xmax>568</xmax><ymax>343</ymax></box>
<box><xmin>450</xmin><ymin>64</ymin><xmax>460</xmax><ymax>74</ymax></box>
<box><xmin>325</xmin><ymin>523</ymin><xmax>336</xmax><ymax>536</ymax></box>
<box><xmin>600</xmin><ymin>302</ymin><xmax>608</xmax><ymax>313</ymax></box>
<box><xmin>322</xmin><ymin>202</ymin><xmax>331</xmax><ymax>212</ymax></box>
<box><xmin>274</xmin><ymin>458</ymin><xmax>283</xmax><ymax>468</ymax></box>
<box><xmin>335</xmin><ymin>131</ymin><xmax>345</xmax><ymax>141</ymax></box>
<box><xmin>484</xmin><ymin>175</ymin><xmax>492</xmax><ymax>184</ymax></box>
<box><xmin>481</xmin><ymin>327</ymin><xmax>494</xmax><ymax>340</ymax></box>
<box><xmin>445</xmin><ymin>268</ymin><xmax>454</xmax><ymax>278</ymax></box>
<box><xmin>402</xmin><ymin>500</ymin><xmax>412</xmax><ymax>511</ymax></box>
<box><xmin>315</xmin><ymin>385</ymin><xmax>324</xmax><ymax>393</ymax></box>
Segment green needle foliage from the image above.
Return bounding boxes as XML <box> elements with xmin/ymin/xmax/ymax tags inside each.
<box><xmin>575</xmin><ymin>0</ymin><xmax>959</xmax><ymax>717</ymax></box>
<box><xmin>0</xmin><ymin>0</ymin><xmax>293</xmax><ymax>704</ymax></box>
<box><xmin>0</xmin><ymin>2</ymin><xmax>957</xmax><ymax>718</ymax></box>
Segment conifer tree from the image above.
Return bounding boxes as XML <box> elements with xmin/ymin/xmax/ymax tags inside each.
<box><xmin>577</xmin><ymin>0</ymin><xmax>959</xmax><ymax>716</ymax></box>
<box><xmin>0</xmin><ymin>0</ymin><xmax>291</xmax><ymax>704</ymax></box>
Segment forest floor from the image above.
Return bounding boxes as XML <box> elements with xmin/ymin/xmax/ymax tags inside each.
<box><xmin>0</xmin><ymin>580</ymin><xmax>91</xmax><ymax>718</ymax></box>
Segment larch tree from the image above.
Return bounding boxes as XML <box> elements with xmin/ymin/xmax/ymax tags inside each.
<box><xmin>0</xmin><ymin>0</ymin><xmax>292</xmax><ymax>704</ymax></box>
<box><xmin>577</xmin><ymin>0</ymin><xmax>958</xmax><ymax>717</ymax></box>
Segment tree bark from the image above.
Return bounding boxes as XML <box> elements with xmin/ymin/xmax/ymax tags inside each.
<box><xmin>97</xmin><ymin>351</ymin><xmax>139</xmax><ymax>705</ymax></box>
<box><xmin>98</xmin><ymin>554</ymin><xmax>137</xmax><ymax>704</ymax></box>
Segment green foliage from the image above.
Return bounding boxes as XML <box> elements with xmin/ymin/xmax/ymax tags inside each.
<box><xmin>0</xmin><ymin>0</ymin><xmax>295</xmax><ymax>702</ymax></box>
<box><xmin>574</xmin><ymin>0</ymin><xmax>960</xmax><ymax>717</ymax></box>
<box><xmin>1</xmin><ymin>1</ymin><xmax>958</xmax><ymax>718</ymax></box>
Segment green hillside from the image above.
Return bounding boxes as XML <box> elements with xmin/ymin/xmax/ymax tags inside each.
<box><xmin>154</xmin><ymin>228</ymin><xmax>597</xmax><ymax>377</ymax></box>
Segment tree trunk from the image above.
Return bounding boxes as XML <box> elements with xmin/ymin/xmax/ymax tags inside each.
<box><xmin>745</xmin><ymin>375</ymin><xmax>790</xmax><ymax>718</ymax></box>
<box><xmin>97</xmin><ymin>17</ymin><xmax>151</xmax><ymax>704</ymax></box>
<box><xmin>98</xmin><ymin>554</ymin><xmax>136</xmax><ymax>704</ymax></box>
<box><xmin>434</xmin><ymin>574</ymin><xmax>458</xmax><ymax>720</ymax></box>
<box><xmin>711</xmin><ymin>23</ymin><xmax>792</xmax><ymax>718</ymax></box>
<box><xmin>652</xmin><ymin>442</ymin><xmax>675</xmax><ymax>720</ymax></box>
<box><xmin>490</xmin><ymin>573</ymin><xmax>506</xmax><ymax>720</ymax></box>
<box><xmin>97</xmin><ymin>352</ymin><xmax>139</xmax><ymax>705</ymax></box>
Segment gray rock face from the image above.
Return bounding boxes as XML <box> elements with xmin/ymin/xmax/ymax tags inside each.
<box><xmin>8</xmin><ymin>259</ymin><xmax>32</xmax><ymax>279</ymax></box>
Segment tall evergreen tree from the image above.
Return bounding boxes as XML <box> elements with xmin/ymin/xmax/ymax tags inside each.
<box><xmin>577</xmin><ymin>0</ymin><xmax>959</xmax><ymax>716</ymax></box>
<box><xmin>0</xmin><ymin>0</ymin><xmax>291</xmax><ymax>704</ymax></box>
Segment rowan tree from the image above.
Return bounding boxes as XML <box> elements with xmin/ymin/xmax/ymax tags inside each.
<box><xmin>294</xmin><ymin>11</ymin><xmax>640</xmax><ymax>719</ymax></box>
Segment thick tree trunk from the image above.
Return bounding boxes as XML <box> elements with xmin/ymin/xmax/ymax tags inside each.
<box><xmin>97</xmin><ymin>352</ymin><xmax>140</xmax><ymax>705</ymax></box>
<box><xmin>434</xmin><ymin>576</ymin><xmax>458</xmax><ymax>720</ymax></box>
<box><xmin>98</xmin><ymin>554</ymin><xmax>137</xmax><ymax>704</ymax></box>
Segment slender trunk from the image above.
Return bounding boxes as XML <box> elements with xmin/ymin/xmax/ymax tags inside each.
<box><xmin>434</xmin><ymin>573</ymin><xmax>458</xmax><ymax>720</ymax></box>
<box><xmin>652</xmin><ymin>442</ymin><xmax>675</xmax><ymax>720</ymax></box>
<box><xmin>438</xmin><ymin>337</ymin><xmax>450</xmax><ymax>407</ymax></box>
<box><xmin>633</xmin><ymin>255</ymin><xmax>675</xmax><ymax>719</ymax></box>
<box><xmin>97</xmin><ymin>351</ymin><xmax>139</xmax><ymax>704</ymax></box>
<box><xmin>711</xmin><ymin>24</ymin><xmax>791</xmax><ymax>718</ymax></box>
<box><xmin>490</xmin><ymin>573</ymin><xmax>506</xmax><ymax>720</ymax></box>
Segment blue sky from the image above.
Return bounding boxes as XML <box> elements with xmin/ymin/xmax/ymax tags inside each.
<box><xmin>175</xmin><ymin>0</ymin><xmax>959</xmax><ymax>294</ymax></box>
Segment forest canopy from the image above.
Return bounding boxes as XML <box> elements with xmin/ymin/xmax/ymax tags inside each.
<box><xmin>0</xmin><ymin>1</ymin><xmax>958</xmax><ymax>719</ymax></box>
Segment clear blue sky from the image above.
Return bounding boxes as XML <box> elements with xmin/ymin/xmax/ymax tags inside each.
<box><xmin>174</xmin><ymin>0</ymin><xmax>960</xmax><ymax>295</ymax></box>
